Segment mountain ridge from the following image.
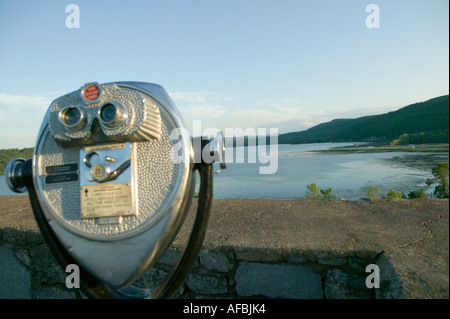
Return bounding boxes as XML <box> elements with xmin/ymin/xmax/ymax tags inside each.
<box><xmin>278</xmin><ymin>95</ymin><xmax>449</xmax><ymax>144</ymax></box>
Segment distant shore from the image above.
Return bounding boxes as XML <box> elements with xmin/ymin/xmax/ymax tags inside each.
<box><xmin>313</xmin><ymin>143</ymin><xmax>449</xmax><ymax>154</ymax></box>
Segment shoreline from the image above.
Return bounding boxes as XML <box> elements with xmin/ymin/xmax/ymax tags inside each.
<box><xmin>0</xmin><ymin>194</ymin><xmax>447</xmax><ymax>202</ymax></box>
<box><xmin>312</xmin><ymin>143</ymin><xmax>449</xmax><ymax>154</ymax></box>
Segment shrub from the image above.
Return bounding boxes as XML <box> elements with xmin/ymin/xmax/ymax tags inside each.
<box><xmin>383</xmin><ymin>189</ymin><xmax>403</xmax><ymax>199</ymax></box>
<box><xmin>365</xmin><ymin>186</ymin><xmax>381</xmax><ymax>200</ymax></box>
<box><xmin>320</xmin><ymin>188</ymin><xmax>337</xmax><ymax>200</ymax></box>
<box><xmin>305</xmin><ymin>183</ymin><xmax>322</xmax><ymax>199</ymax></box>
<box><xmin>408</xmin><ymin>189</ymin><xmax>428</xmax><ymax>199</ymax></box>
<box><xmin>432</xmin><ymin>163</ymin><xmax>449</xmax><ymax>198</ymax></box>
<box><xmin>305</xmin><ymin>183</ymin><xmax>336</xmax><ymax>199</ymax></box>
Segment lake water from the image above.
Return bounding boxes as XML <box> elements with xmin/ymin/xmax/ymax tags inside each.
<box><xmin>211</xmin><ymin>143</ymin><xmax>448</xmax><ymax>200</ymax></box>
<box><xmin>0</xmin><ymin>143</ymin><xmax>448</xmax><ymax>200</ymax></box>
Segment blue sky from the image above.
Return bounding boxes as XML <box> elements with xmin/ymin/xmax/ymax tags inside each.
<box><xmin>0</xmin><ymin>0</ymin><xmax>448</xmax><ymax>148</ymax></box>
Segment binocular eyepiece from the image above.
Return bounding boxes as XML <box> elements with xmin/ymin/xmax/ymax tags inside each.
<box><xmin>59</xmin><ymin>102</ymin><xmax>128</xmax><ymax>131</ymax></box>
<box><xmin>50</xmin><ymin>82</ymin><xmax>164</xmax><ymax>148</ymax></box>
<box><xmin>5</xmin><ymin>82</ymin><xmax>225</xmax><ymax>298</ymax></box>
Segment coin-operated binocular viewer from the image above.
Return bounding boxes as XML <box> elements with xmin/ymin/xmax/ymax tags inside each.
<box><xmin>5</xmin><ymin>82</ymin><xmax>226</xmax><ymax>298</ymax></box>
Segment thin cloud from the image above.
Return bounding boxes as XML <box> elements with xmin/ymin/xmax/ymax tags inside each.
<box><xmin>0</xmin><ymin>93</ymin><xmax>53</xmax><ymax>148</ymax></box>
<box><xmin>168</xmin><ymin>91</ymin><xmax>340</xmax><ymax>133</ymax></box>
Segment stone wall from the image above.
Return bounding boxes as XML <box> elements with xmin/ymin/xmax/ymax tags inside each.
<box><xmin>137</xmin><ymin>247</ymin><xmax>380</xmax><ymax>299</ymax></box>
<box><xmin>0</xmin><ymin>196</ymin><xmax>448</xmax><ymax>299</ymax></box>
<box><xmin>0</xmin><ymin>238</ymin><xmax>379</xmax><ymax>299</ymax></box>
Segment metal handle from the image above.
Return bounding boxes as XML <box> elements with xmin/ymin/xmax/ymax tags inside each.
<box><xmin>5</xmin><ymin>158</ymin><xmax>30</xmax><ymax>193</ymax></box>
<box><xmin>152</xmin><ymin>163</ymin><xmax>213</xmax><ymax>298</ymax></box>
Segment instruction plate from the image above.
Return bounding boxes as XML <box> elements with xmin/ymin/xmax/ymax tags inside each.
<box><xmin>80</xmin><ymin>183</ymin><xmax>134</xmax><ymax>219</ymax></box>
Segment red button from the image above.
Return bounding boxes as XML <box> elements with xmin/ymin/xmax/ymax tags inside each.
<box><xmin>83</xmin><ymin>83</ymin><xmax>100</xmax><ymax>102</ymax></box>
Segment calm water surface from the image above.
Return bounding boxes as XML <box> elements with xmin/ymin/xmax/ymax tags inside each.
<box><xmin>0</xmin><ymin>143</ymin><xmax>448</xmax><ymax>200</ymax></box>
<box><xmin>211</xmin><ymin>143</ymin><xmax>448</xmax><ymax>200</ymax></box>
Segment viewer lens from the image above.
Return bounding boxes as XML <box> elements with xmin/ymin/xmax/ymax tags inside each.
<box><xmin>100</xmin><ymin>103</ymin><xmax>117</xmax><ymax>123</ymax></box>
<box><xmin>98</xmin><ymin>102</ymin><xmax>126</xmax><ymax>128</ymax></box>
<box><xmin>58</xmin><ymin>106</ymin><xmax>86</xmax><ymax>130</ymax></box>
<box><xmin>65</xmin><ymin>107</ymin><xmax>82</xmax><ymax>126</ymax></box>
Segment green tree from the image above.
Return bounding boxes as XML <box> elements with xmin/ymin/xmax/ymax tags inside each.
<box><xmin>390</xmin><ymin>130</ymin><xmax>449</xmax><ymax>145</ymax></box>
<box><xmin>390</xmin><ymin>133</ymin><xmax>410</xmax><ymax>146</ymax></box>
<box><xmin>305</xmin><ymin>183</ymin><xmax>322</xmax><ymax>199</ymax></box>
<box><xmin>365</xmin><ymin>186</ymin><xmax>381</xmax><ymax>201</ymax></box>
<box><xmin>430</xmin><ymin>162</ymin><xmax>449</xmax><ymax>198</ymax></box>
<box><xmin>383</xmin><ymin>189</ymin><xmax>403</xmax><ymax>199</ymax></box>
<box><xmin>408</xmin><ymin>189</ymin><xmax>428</xmax><ymax>199</ymax></box>
<box><xmin>305</xmin><ymin>183</ymin><xmax>337</xmax><ymax>199</ymax></box>
<box><xmin>320</xmin><ymin>188</ymin><xmax>337</xmax><ymax>200</ymax></box>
